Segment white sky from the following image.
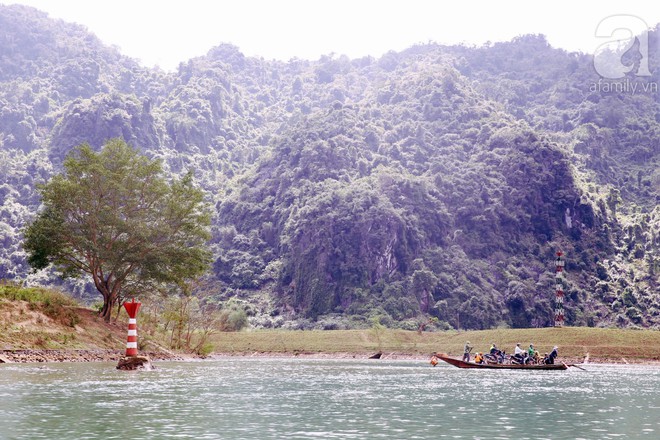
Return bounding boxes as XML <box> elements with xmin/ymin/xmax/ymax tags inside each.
<box><xmin>5</xmin><ymin>0</ymin><xmax>660</xmax><ymax>71</ymax></box>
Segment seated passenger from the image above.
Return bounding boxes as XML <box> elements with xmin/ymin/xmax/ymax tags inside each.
<box><xmin>488</xmin><ymin>343</ymin><xmax>504</xmax><ymax>363</ymax></box>
<box><xmin>527</xmin><ymin>344</ymin><xmax>535</xmax><ymax>364</ymax></box>
<box><xmin>513</xmin><ymin>343</ymin><xmax>526</xmax><ymax>364</ymax></box>
<box><xmin>544</xmin><ymin>346</ymin><xmax>559</xmax><ymax>364</ymax></box>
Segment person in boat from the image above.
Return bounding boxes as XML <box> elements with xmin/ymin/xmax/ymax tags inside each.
<box><xmin>513</xmin><ymin>343</ymin><xmax>526</xmax><ymax>364</ymax></box>
<box><xmin>489</xmin><ymin>343</ymin><xmax>504</xmax><ymax>363</ymax></box>
<box><xmin>544</xmin><ymin>346</ymin><xmax>559</xmax><ymax>364</ymax></box>
<box><xmin>462</xmin><ymin>341</ymin><xmax>473</xmax><ymax>362</ymax></box>
<box><xmin>474</xmin><ymin>352</ymin><xmax>484</xmax><ymax>364</ymax></box>
<box><xmin>528</xmin><ymin>344</ymin><xmax>536</xmax><ymax>364</ymax></box>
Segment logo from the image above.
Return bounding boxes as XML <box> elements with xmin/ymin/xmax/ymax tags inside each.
<box><xmin>593</xmin><ymin>15</ymin><xmax>652</xmax><ymax>79</ymax></box>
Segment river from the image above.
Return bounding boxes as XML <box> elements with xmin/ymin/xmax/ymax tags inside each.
<box><xmin>1</xmin><ymin>358</ymin><xmax>659</xmax><ymax>439</ymax></box>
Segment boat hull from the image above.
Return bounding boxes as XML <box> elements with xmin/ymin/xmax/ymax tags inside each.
<box><xmin>434</xmin><ymin>353</ymin><xmax>568</xmax><ymax>370</ymax></box>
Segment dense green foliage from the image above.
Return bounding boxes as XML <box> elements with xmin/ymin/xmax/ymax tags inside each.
<box><xmin>1</xmin><ymin>4</ymin><xmax>659</xmax><ymax>329</ymax></box>
<box><xmin>23</xmin><ymin>139</ymin><xmax>212</xmax><ymax>321</ymax></box>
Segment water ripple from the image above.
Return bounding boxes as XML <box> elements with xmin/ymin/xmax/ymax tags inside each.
<box><xmin>1</xmin><ymin>360</ymin><xmax>659</xmax><ymax>439</ymax></box>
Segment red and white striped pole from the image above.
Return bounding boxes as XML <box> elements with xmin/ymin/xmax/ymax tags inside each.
<box><xmin>554</xmin><ymin>251</ymin><xmax>564</xmax><ymax>327</ymax></box>
<box><xmin>123</xmin><ymin>298</ymin><xmax>141</xmax><ymax>357</ymax></box>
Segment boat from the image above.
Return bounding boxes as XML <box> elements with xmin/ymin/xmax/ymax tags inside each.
<box><xmin>432</xmin><ymin>352</ymin><xmax>569</xmax><ymax>370</ymax></box>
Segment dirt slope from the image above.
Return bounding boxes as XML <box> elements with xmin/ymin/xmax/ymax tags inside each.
<box><xmin>1</xmin><ymin>299</ymin><xmax>130</xmax><ymax>350</ymax></box>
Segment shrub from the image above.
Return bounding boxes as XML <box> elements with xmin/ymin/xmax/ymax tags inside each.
<box><xmin>196</xmin><ymin>342</ymin><xmax>215</xmax><ymax>357</ymax></box>
<box><xmin>397</xmin><ymin>319</ymin><xmax>420</xmax><ymax>331</ymax></box>
<box><xmin>219</xmin><ymin>308</ymin><xmax>248</xmax><ymax>332</ymax></box>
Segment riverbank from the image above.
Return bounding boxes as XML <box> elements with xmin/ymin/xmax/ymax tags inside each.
<box><xmin>207</xmin><ymin>351</ymin><xmax>656</xmax><ymax>366</ymax></box>
<box><xmin>207</xmin><ymin>326</ymin><xmax>660</xmax><ymax>365</ymax></box>
<box><xmin>3</xmin><ymin>289</ymin><xmax>660</xmax><ymax>365</ymax></box>
<box><xmin>0</xmin><ymin>349</ymin><xmax>186</xmax><ymax>363</ymax></box>
<box><xmin>3</xmin><ymin>322</ymin><xmax>660</xmax><ymax>365</ymax></box>
<box><xmin>2</xmin><ymin>348</ymin><xmax>659</xmax><ymax>366</ymax></box>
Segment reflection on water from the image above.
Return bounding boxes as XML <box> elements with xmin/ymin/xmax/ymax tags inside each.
<box><xmin>1</xmin><ymin>359</ymin><xmax>659</xmax><ymax>439</ymax></box>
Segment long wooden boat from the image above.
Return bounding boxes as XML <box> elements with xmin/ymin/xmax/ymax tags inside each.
<box><xmin>433</xmin><ymin>353</ymin><xmax>568</xmax><ymax>370</ymax></box>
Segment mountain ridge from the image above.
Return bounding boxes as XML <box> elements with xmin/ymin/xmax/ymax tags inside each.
<box><xmin>1</xmin><ymin>4</ymin><xmax>658</xmax><ymax>330</ymax></box>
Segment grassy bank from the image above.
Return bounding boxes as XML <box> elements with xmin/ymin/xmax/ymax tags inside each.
<box><xmin>1</xmin><ymin>282</ymin><xmax>128</xmax><ymax>350</ymax></box>
<box><xmin>3</xmin><ymin>283</ymin><xmax>660</xmax><ymax>363</ymax></box>
<box><xmin>210</xmin><ymin>327</ymin><xmax>660</xmax><ymax>362</ymax></box>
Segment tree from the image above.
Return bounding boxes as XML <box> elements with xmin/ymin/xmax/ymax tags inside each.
<box><xmin>161</xmin><ymin>277</ymin><xmax>226</xmax><ymax>354</ymax></box>
<box><xmin>23</xmin><ymin>139</ymin><xmax>212</xmax><ymax>321</ymax></box>
<box><xmin>412</xmin><ymin>269</ymin><xmax>438</xmax><ymax>313</ymax></box>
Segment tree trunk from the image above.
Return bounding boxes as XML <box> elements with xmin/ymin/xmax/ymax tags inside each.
<box><xmin>114</xmin><ymin>300</ymin><xmax>124</xmax><ymax>322</ymax></box>
<box><xmin>93</xmin><ymin>274</ymin><xmax>116</xmax><ymax>323</ymax></box>
<box><xmin>99</xmin><ymin>289</ymin><xmax>118</xmax><ymax>322</ymax></box>
<box><xmin>100</xmin><ymin>300</ymin><xmax>112</xmax><ymax>322</ymax></box>
<box><xmin>99</xmin><ymin>296</ymin><xmax>111</xmax><ymax>321</ymax></box>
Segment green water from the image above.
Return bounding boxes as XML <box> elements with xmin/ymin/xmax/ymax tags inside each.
<box><xmin>1</xmin><ymin>359</ymin><xmax>659</xmax><ymax>439</ymax></box>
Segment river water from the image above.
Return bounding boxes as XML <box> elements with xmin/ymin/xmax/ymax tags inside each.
<box><xmin>1</xmin><ymin>358</ymin><xmax>659</xmax><ymax>440</ymax></box>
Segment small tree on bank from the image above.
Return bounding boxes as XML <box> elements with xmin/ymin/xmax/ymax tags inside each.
<box><xmin>23</xmin><ymin>139</ymin><xmax>212</xmax><ymax>321</ymax></box>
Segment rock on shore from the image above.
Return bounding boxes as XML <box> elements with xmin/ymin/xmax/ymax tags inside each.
<box><xmin>0</xmin><ymin>349</ymin><xmax>182</xmax><ymax>363</ymax></box>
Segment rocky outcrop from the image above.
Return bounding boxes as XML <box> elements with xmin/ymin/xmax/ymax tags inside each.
<box><xmin>116</xmin><ymin>355</ymin><xmax>154</xmax><ymax>370</ymax></box>
<box><xmin>0</xmin><ymin>349</ymin><xmax>181</xmax><ymax>363</ymax></box>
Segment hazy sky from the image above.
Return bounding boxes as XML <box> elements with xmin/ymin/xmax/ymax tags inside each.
<box><xmin>6</xmin><ymin>0</ymin><xmax>660</xmax><ymax>71</ymax></box>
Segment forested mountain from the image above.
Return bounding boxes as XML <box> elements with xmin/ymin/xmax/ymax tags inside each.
<box><xmin>1</xmin><ymin>4</ymin><xmax>659</xmax><ymax>330</ymax></box>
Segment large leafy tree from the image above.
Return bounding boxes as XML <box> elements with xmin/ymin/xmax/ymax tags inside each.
<box><xmin>23</xmin><ymin>139</ymin><xmax>212</xmax><ymax>321</ymax></box>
